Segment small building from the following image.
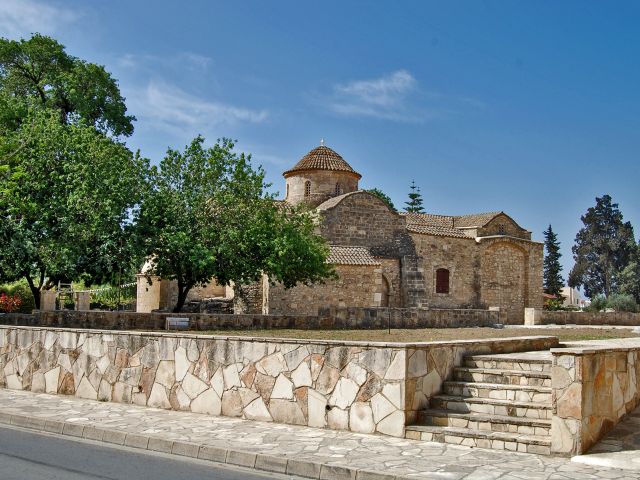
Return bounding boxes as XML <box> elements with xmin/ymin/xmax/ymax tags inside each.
<box><xmin>560</xmin><ymin>287</ymin><xmax>583</xmax><ymax>309</ymax></box>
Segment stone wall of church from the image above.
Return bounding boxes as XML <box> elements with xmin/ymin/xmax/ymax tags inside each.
<box><xmin>267</xmin><ymin>264</ymin><xmax>385</xmax><ymax>316</ymax></box>
<box><xmin>478</xmin><ymin>214</ymin><xmax>532</xmax><ymax>240</ymax></box>
<box><xmin>318</xmin><ymin>192</ymin><xmax>414</xmax><ymax>257</ymax></box>
<box><xmin>409</xmin><ymin>234</ymin><xmax>481</xmax><ymax>309</ymax></box>
<box><xmin>285</xmin><ymin>170</ymin><xmax>359</xmax><ymax>207</ymax></box>
<box><xmin>479</xmin><ymin>238</ymin><xmax>543</xmax><ymax>323</ymax></box>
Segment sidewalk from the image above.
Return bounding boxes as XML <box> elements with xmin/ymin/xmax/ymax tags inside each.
<box><xmin>0</xmin><ymin>389</ymin><xmax>635</xmax><ymax>480</ymax></box>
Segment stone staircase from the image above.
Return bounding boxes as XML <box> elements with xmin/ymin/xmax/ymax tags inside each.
<box><xmin>405</xmin><ymin>351</ymin><xmax>553</xmax><ymax>455</ymax></box>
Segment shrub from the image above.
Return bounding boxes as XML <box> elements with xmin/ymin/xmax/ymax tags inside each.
<box><xmin>0</xmin><ymin>280</ymin><xmax>36</xmax><ymax>313</ymax></box>
<box><xmin>0</xmin><ymin>293</ymin><xmax>22</xmax><ymax>313</ymax></box>
<box><xmin>543</xmin><ymin>298</ymin><xmax>565</xmax><ymax>311</ymax></box>
<box><xmin>607</xmin><ymin>293</ymin><xmax>639</xmax><ymax>313</ymax></box>
<box><xmin>586</xmin><ymin>295</ymin><xmax>608</xmax><ymax>312</ymax></box>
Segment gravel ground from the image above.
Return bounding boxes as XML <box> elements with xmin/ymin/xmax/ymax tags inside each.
<box><xmin>194</xmin><ymin>327</ymin><xmax>640</xmax><ymax>343</ymax></box>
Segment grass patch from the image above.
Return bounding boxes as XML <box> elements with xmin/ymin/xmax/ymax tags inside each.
<box><xmin>192</xmin><ymin>327</ymin><xmax>640</xmax><ymax>343</ymax></box>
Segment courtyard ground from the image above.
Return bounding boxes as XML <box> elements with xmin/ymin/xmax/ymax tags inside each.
<box><xmin>194</xmin><ymin>326</ymin><xmax>640</xmax><ymax>343</ymax></box>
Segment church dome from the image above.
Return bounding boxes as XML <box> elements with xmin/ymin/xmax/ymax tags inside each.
<box><xmin>283</xmin><ymin>145</ymin><xmax>361</xmax><ymax>179</ymax></box>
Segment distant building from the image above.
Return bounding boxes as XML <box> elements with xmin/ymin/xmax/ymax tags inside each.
<box><xmin>561</xmin><ymin>287</ymin><xmax>582</xmax><ymax>308</ymax></box>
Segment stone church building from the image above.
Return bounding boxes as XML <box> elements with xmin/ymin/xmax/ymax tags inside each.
<box><xmin>137</xmin><ymin>144</ymin><xmax>543</xmax><ymax>323</ymax></box>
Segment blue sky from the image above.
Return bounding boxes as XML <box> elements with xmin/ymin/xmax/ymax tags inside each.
<box><xmin>2</xmin><ymin>0</ymin><xmax>639</xmax><ymax>279</ymax></box>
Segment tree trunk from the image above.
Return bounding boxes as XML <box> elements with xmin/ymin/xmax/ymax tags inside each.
<box><xmin>25</xmin><ymin>276</ymin><xmax>41</xmax><ymax>310</ymax></box>
<box><xmin>173</xmin><ymin>281</ymin><xmax>192</xmax><ymax>313</ymax></box>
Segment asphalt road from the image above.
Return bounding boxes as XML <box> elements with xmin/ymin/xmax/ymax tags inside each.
<box><xmin>0</xmin><ymin>425</ymin><xmax>294</xmax><ymax>480</ymax></box>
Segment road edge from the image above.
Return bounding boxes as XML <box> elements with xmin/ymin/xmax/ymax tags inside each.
<box><xmin>0</xmin><ymin>411</ymin><xmax>398</xmax><ymax>480</ymax></box>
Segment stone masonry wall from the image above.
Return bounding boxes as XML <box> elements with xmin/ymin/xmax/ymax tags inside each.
<box><xmin>318</xmin><ymin>192</ymin><xmax>414</xmax><ymax>258</ymax></box>
<box><xmin>551</xmin><ymin>340</ymin><xmax>640</xmax><ymax>455</ymax></box>
<box><xmin>285</xmin><ymin>170</ymin><xmax>359</xmax><ymax>207</ymax></box>
<box><xmin>0</xmin><ymin>308</ymin><xmax>504</xmax><ymax>331</ymax></box>
<box><xmin>0</xmin><ymin>326</ymin><xmax>557</xmax><ymax>438</ymax></box>
<box><xmin>268</xmin><ymin>264</ymin><xmax>385</xmax><ymax>316</ymax></box>
<box><xmin>477</xmin><ymin>214</ymin><xmax>532</xmax><ymax>240</ymax></box>
<box><xmin>542</xmin><ymin>311</ymin><xmax>640</xmax><ymax>326</ymax></box>
<box><xmin>410</xmin><ymin>234</ymin><xmax>480</xmax><ymax>309</ymax></box>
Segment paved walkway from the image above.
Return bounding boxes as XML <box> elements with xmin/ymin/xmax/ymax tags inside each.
<box><xmin>573</xmin><ymin>406</ymin><xmax>640</xmax><ymax>472</ymax></box>
<box><xmin>0</xmin><ymin>389</ymin><xmax>636</xmax><ymax>480</ymax></box>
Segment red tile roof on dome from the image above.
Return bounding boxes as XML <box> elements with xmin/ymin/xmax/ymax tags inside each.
<box><xmin>283</xmin><ymin>145</ymin><xmax>361</xmax><ymax>178</ymax></box>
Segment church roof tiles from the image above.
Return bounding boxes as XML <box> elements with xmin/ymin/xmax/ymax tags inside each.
<box><xmin>283</xmin><ymin>145</ymin><xmax>361</xmax><ymax>178</ymax></box>
<box><xmin>402</xmin><ymin>211</ymin><xmax>507</xmax><ymax>238</ymax></box>
<box><xmin>326</xmin><ymin>246</ymin><xmax>381</xmax><ymax>266</ymax></box>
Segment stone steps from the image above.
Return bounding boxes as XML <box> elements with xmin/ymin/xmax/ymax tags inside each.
<box><xmin>443</xmin><ymin>381</ymin><xmax>551</xmax><ymax>403</ymax></box>
<box><xmin>406</xmin><ymin>350</ymin><xmax>554</xmax><ymax>454</ymax></box>
<box><xmin>429</xmin><ymin>394</ymin><xmax>553</xmax><ymax>419</ymax></box>
<box><xmin>454</xmin><ymin>367</ymin><xmax>551</xmax><ymax>387</ymax></box>
<box><xmin>464</xmin><ymin>353</ymin><xmax>552</xmax><ymax>373</ymax></box>
<box><xmin>405</xmin><ymin>424</ymin><xmax>551</xmax><ymax>455</ymax></box>
<box><xmin>417</xmin><ymin>409</ymin><xmax>551</xmax><ymax>436</ymax></box>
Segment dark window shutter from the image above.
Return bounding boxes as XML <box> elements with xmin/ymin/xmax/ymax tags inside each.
<box><xmin>436</xmin><ymin>269</ymin><xmax>450</xmax><ymax>294</ymax></box>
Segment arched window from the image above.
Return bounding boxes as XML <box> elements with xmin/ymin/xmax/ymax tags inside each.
<box><xmin>335</xmin><ymin>183</ymin><xmax>342</xmax><ymax>195</ymax></box>
<box><xmin>435</xmin><ymin>268</ymin><xmax>450</xmax><ymax>294</ymax></box>
<box><xmin>304</xmin><ymin>181</ymin><xmax>311</xmax><ymax>197</ymax></box>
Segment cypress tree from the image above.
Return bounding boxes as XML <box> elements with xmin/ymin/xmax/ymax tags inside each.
<box><xmin>543</xmin><ymin>225</ymin><xmax>564</xmax><ymax>297</ymax></box>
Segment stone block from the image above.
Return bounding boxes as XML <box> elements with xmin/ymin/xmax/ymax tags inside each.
<box><xmin>62</xmin><ymin>422</ymin><xmax>85</xmax><ymax>437</ymax></box>
<box><xmin>171</xmin><ymin>441</ymin><xmax>200</xmax><ymax>458</ymax></box>
<box><xmin>198</xmin><ymin>445</ymin><xmax>227</xmax><ymax>463</ymax></box>
<box><xmin>226</xmin><ymin>449</ymin><xmax>257</xmax><ymax>468</ymax></box>
<box><xmin>287</xmin><ymin>459</ymin><xmax>322</xmax><ymax>479</ymax></box>
<box><xmin>255</xmin><ymin>454</ymin><xmax>288</xmax><ymax>473</ymax></box>
<box><xmin>124</xmin><ymin>434</ymin><xmax>150</xmax><ymax>449</ymax></box>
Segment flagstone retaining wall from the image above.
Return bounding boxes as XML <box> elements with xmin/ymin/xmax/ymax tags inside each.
<box><xmin>0</xmin><ymin>326</ymin><xmax>555</xmax><ymax>437</ymax></box>
<box><xmin>550</xmin><ymin>339</ymin><xmax>640</xmax><ymax>455</ymax></box>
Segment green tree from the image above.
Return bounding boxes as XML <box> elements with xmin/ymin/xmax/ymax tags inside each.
<box><xmin>136</xmin><ymin>136</ymin><xmax>335</xmax><ymax>312</ymax></box>
<box><xmin>366</xmin><ymin>188</ymin><xmax>396</xmax><ymax>211</ymax></box>
<box><xmin>606</xmin><ymin>293</ymin><xmax>638</xmax><ymax>313</ymax></box>
<box><xmin>404</xmin><ymin>180</ymin><xmax>424</xmax><ymax>213</ymax></box>
<box><xmin>543</xmin><ymin>225</ymin><xmax>564</xmax><ymax>297</ymax></box>
<box><xmin>619</xmin><ymin>243</ymin><xmax>640</xmax><ymax>303</ymax></box>
<box><xmin>0</xmin><ymin>34</ymin><xmax>134</xmax><ymax>136</ymax></box>
<box><xmin>0</xmin><ymin>111</ymin><xmax>149</xmax><ymax>308</ymax></box>
<box><xmin>568</xmin><ymin>195</ymin><xmax>636</xmax><ymax>298</ymax></box>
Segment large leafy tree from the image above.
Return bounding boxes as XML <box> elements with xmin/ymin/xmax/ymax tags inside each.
<box><xmin>568</xmin><ymin>195</ymin><xmax>636</xmax><ymax>298</ymax></box>
<box><xmin>404</xmin><ymin>180</ymin><xmax>424</xmax><ymax>213</ymax></box>
<box><xmin>0</xmin><ymin>111</ymin><xmax>149</xmax><ymax>308</ymax></box>
<box><xmin>619</xmin><ymin>243</ymin><xmax>640</xmax><ymax>304</ymax></box>
<box><xmin>543</xmin><ymin>225</ymin><xmax>564</xmax><ymax>297</ymax></box>
<box><xmin>136</xmin><ymin>136</ymin><xmax>335</xmax><ymax>312</ymax></box>
<box><xmin>0</xmin><ymin>34</ymin><xmax>134</xmax><ymax>136</ymax></box>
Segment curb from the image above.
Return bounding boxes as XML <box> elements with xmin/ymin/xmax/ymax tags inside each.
<box><xmin>0</xmin><ymin>412</ymin><xmax>399</xmax><ymax>480</ymax></box>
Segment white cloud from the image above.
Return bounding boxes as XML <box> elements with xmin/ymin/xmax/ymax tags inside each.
<box><xmin>327</xmin><ymin>70</ymin><xmax>424</xmax><ymax>122</ymax></box>
<box><xmin>118</xmin><ymin>52</ymin><xmax>212</xmax><ymax>72</ymax></box>
<box><xmin>0</xmin><ymin>0</ymin><xmax>78</xmax><ymax>38</ymax></box>
<box><xmin>129</xmin><ymin>80</ymin><xmax>268</xmax><ymax>137</ymax></box>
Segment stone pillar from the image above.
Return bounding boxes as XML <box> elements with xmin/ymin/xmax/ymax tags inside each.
<box><xmin>74</xmin><ymin>292</ymin><xmax>91</xmax><ymax>311</ymax></box>
<box><xmin>136</xmin><ymin>274</ymin><xmax>161</xmax><ymax>313</ymax></box>
<box><xmin>40</xmin><ymin>290</ymin><xmax>57</xmax><ymax>311</ymax></box>
<box><xmin>261</xmin><ymin>274</ymin><xmax>270</xmax><ymax>315</ymax></box>
<box><xmin>524</xmin><ymin>307</ymin><xmax>542</xmax><ymax>326</ymax></box>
